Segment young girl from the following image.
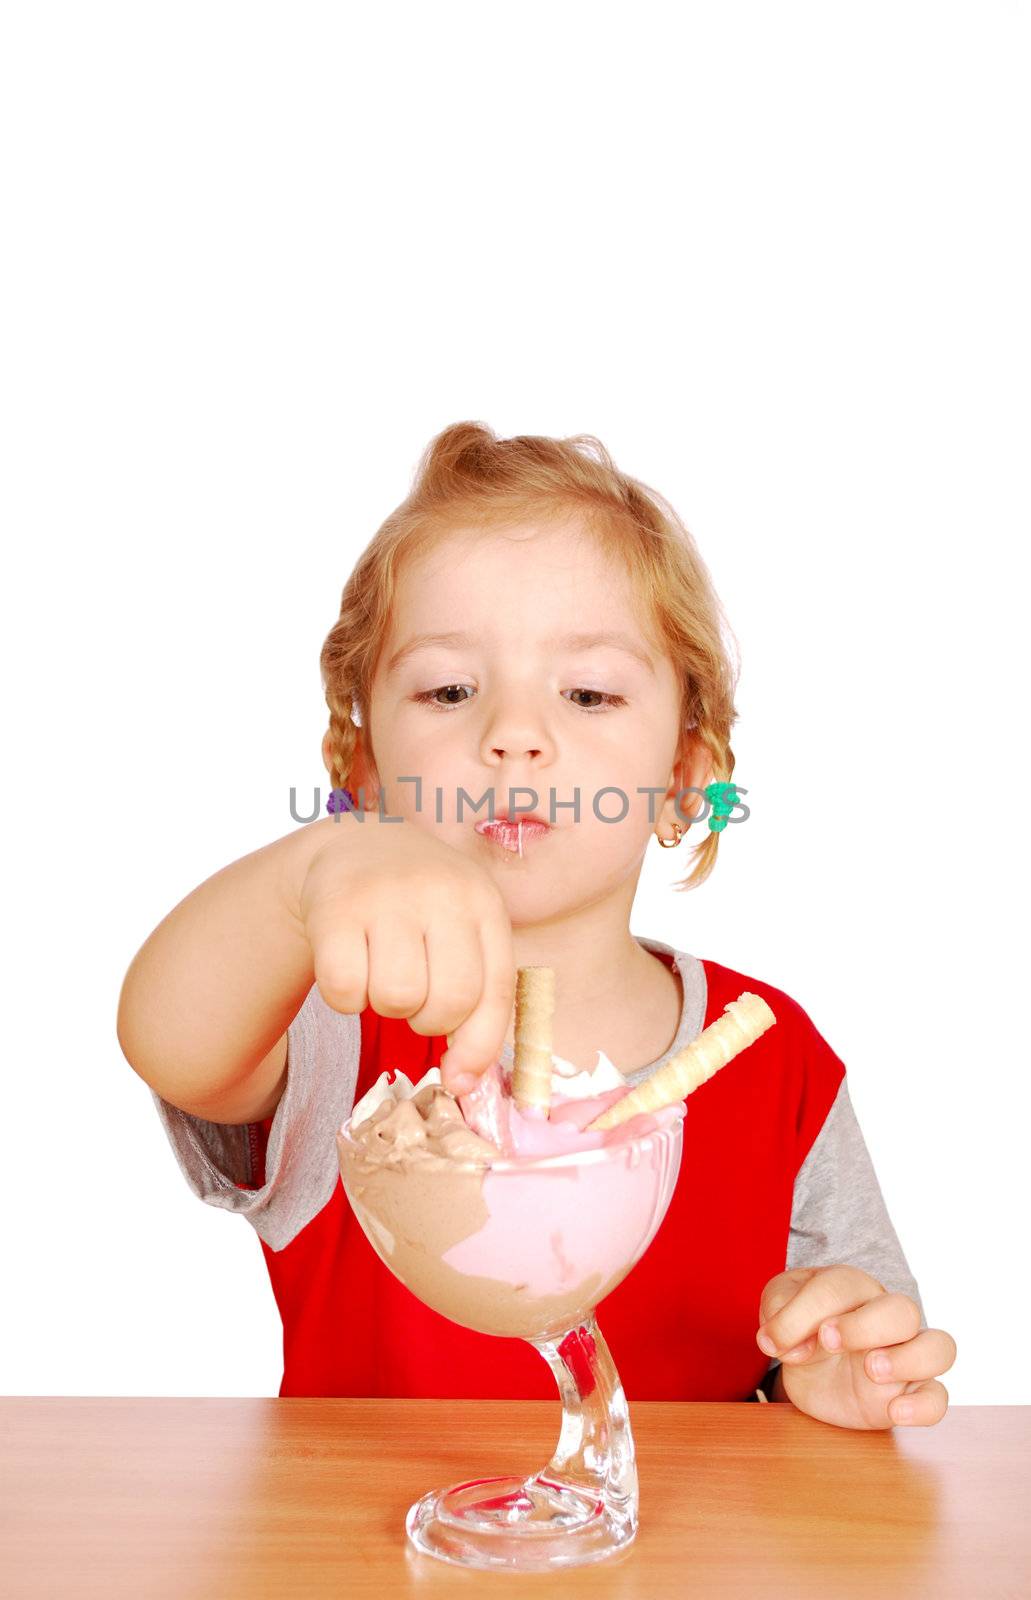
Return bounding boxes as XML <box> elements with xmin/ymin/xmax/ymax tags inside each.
<box><xmin>118</xmin><ymin>421</ymin><xmax>956</xmax><ymax>1428</ymax></box>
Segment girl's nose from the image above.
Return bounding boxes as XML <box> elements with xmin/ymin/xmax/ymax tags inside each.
<box><xmin>477</xmin><ymin>685</ymin><xmax>558</xmax><ymax>769</ymax></box>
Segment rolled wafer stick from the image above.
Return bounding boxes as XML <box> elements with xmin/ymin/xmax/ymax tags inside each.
<box><xmin>510</xmin><ymin>966</ymin><xmax>556</xmax><ymax>1114</ymax></box>
<box><xmin>584</xmin><ymin>991</ymin><xmax>776</xmax><ymax>1131</ymax></box>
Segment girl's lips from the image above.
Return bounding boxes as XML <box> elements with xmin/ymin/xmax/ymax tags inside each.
<box><xmin>473</xmin><ymin>818</ymin><xmax>552</xmax><ymax>854</ymax></box>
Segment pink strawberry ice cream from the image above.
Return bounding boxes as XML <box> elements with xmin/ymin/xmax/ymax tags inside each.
<box><xmin>337</xmin><ymin>1053</ymin><xmax>685</xmax><ymax>1340</ymax></box>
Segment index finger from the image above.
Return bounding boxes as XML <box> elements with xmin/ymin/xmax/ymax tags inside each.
<box><xmin>438</xmin><ymin>906</ymin><xmax>515</xmax><ymax>1093</ymax></box>
<box><xmin>758</xmin><ymin>1264</ymin><xmax>884</xmax><ymax>1356</ymax></box>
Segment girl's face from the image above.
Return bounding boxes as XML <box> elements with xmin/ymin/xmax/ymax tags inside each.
<box><xmin>350</xmin><ymin>518</ymin><xmax>700</xmax><ymax>926</ymax></box>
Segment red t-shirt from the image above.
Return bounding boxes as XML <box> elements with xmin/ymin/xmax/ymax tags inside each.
<box><xmin>242</xmin><ymin>952</ymin><xmax>844</xmax><ymax>1401</ymax></box>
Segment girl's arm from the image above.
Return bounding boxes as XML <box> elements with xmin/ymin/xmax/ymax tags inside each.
<box><xmin>116</xmin><ymin>813</ymin><xmax>365</xmax><ymax>1123</ymax></box>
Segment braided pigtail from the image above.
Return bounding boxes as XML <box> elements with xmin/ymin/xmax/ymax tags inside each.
<box><xmin>676</xmin><ymin>712</ymin><xmax>738</xmax><ymax>893</ymax></box>
<box><xmin>323</xmin><ymin>687</ymin><xmax>361</xmax><ymax>802</ymax></box>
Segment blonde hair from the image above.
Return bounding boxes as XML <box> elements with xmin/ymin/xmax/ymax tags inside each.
<box><xmin>320</xmin><ymin>421</ymin><xmax>741</xmax><ymax>891</ymax></box>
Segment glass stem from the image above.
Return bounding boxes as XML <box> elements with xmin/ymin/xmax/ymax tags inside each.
<box><xmin>527</xmin><ymin>1311</ymin><xmax>638</xmax><ymax>1522</ymax></box>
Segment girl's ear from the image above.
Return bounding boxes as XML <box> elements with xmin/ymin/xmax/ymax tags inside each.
<box><xmin>348</xmin><ymin>729</ymin><xmax>379</xmax><ymax>802</ymax></box>
<box><xmin>659</xmin><ymin>739</ymin><xmax>713</xmax><ymax>829</ymax></box>
<box><xmin>672</xmin><ymin>736</ymin><xmax>714</xmax><ymax>812</ymax></box>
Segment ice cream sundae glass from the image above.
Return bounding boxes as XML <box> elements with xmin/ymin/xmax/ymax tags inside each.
<box><xmin>337</xmin><ymin>967</ymin><xmax>775</xmax><ymax>1571</ymax></box>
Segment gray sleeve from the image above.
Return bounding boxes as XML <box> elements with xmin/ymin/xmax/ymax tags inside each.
<box><xmin>787</xmin><ymin>1076</ymin><xmax>925</xmax><ymax>1323</ymax></box>
<box><xmin>758</xmin><ymin>1076</ymin><xmax>925</xmax><ymax>1395</ymax></box>
<box><xmin>149</xmin><ymin>983</ymin><xmax>362</xmax><ymax>1253</ymax></box>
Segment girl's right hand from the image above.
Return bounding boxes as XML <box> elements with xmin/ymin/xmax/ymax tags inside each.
<box><xmin>297</xmin><ymin>816</ymin><xmax>515</xmax><ymax>1094</ymax></box>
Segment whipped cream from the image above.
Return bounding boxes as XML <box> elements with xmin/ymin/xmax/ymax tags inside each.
<box><xmin>347</xmin><ymin>1049</ymin><xmax>627</xmax><ymax>1134</ymax></box>
<box><xmin>548</xmin><ymin>1049</ymin><xmax>627</xmax><ymax>1099</ymax></box>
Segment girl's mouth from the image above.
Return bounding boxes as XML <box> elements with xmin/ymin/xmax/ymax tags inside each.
<box><xmin>473</xmin><ymin>818</ymin><xmax>552</xmax><ymax>855</ymax></box>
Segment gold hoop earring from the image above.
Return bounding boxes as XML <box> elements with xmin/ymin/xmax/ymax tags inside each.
<box><xmin>656</xmin><ymin>821</ymin><xmax>685</xmax><ymax>848</ymax></box>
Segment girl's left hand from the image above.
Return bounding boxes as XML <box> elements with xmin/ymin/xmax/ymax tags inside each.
<box><xmin>756</xmin><ymin>1265</ymin><xmax>957</xmax><ymax>1430</ymax></box>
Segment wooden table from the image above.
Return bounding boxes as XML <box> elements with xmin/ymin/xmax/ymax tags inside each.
<box><xmin>3</xmin><ymin>1399</ymin><xmax>1027</xmax><ymax>1597</ymax></box>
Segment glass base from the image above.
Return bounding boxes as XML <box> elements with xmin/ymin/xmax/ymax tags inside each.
<box><xmin>406</xmin><ymin>1472</ymin><xmax>635</xmax><ymax>1570</ymax></box>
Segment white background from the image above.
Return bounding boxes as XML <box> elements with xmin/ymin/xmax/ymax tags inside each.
<box><xmin>3</xmin><ymin>3</ymin><xmax>1027</xmax><ymax>1405</ymax></box>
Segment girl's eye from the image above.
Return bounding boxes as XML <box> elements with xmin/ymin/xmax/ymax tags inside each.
<box><xmin>412</xmin><ymin>685</ymin><xmax>474</xmax><ymax>709</ymax></box>
<box><xmin>411</xmin><ymin>686</ymin><xmax>627</xmax><ymax>713</ymax></box>
<box><xmin>564</xmin><ymin>689</ymin><xmax>628</xmax><ymax>712</ymax></box>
